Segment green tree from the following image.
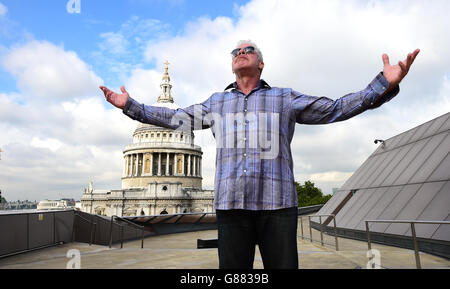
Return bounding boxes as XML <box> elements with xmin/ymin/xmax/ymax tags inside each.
<box><xmin>296</xmin><ymin>180</ymin><xmax>332</xmax><ymax>207</ymax></box>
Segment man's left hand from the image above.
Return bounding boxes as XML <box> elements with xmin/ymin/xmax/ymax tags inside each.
<box><xmin>382</xmin><ymin>48</ymin><xmax>420</xmax><ymax>89</ymax></box>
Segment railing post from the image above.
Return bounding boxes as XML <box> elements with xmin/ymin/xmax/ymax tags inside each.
<box><xmin>72</xmin><ymin>214</ymin><xmax>76</xmax><ymax>243</ymax></box>
<box><xmin>92</xmin><ymin>223</ymin><xmax>96</xmax><ymax>245</ymax></box>
<box><xmin>109</xmin><ymin>216</ymin><xmax>114</xmax><ymax>249</ymax></box>
<box><xmin>411</xmin><ymin>222</ymin><xmax>421</xmax><ymax>269</ymax></box>
<box><xmin>319</xmin><ymin>216</ymin><xmax>324</xmax><ymax>246</ymax></box>
<box><xmin>309</xmin><ymin>216</ymin><xmax>313</xmax><ymax>242</ymax></box>
<box><xmin>89</xmin><ymin>221</ymin><xmax>94</xmax><ymax>246</ymax></box>
<box><xmin>300</xmin><ymin>216</ymin><xmax>304</xmax><ymax>240</ymax></box>
<box><xmin>333</xmin><ymin>216</ymin><xmax>339</xmax><ymax>251</ymax></box>
<box><xmin>53</xmin><ymin>212</ymin><xmax>56</xmax><ymax>245</ymax></box>
<box><xmin>366</xmin><ymin>221</ymin><xmax>371</xmax><ymax>251</ymax></box>
<box><xmin>141</xmin><ymin>227</ymin><xmax>145</xmax><ymax>249</ymax></box>
<box><xmin>120</xmin><ymin>226</ymin><xmax>123</xmax><ymax>249</ymax></box>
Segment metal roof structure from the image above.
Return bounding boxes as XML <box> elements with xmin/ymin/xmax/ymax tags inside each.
<box><xmin>315</xmin><ymin>112</ymin><xmax>450</xmax><ymax>248</ymax></box>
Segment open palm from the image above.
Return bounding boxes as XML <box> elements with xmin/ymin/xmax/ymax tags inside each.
<box><xmin>382</xmin><ymin>49</ymin><xmax>420</xmax><ymax>88</ymax></box>
<box><xmin>99</xmin><ymin>85</ymin><xmax>129</xmax><ymax>109</ymax></box>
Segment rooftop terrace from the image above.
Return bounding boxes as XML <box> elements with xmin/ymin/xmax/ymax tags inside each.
<box><xmin>1</xmin><ymin>216</ymin><xmax>448</xmax><ymax>269</ymax></box>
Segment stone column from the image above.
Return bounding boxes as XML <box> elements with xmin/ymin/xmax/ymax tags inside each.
<box><xmin>131</xmin><ymin>154</ymin><xmax>135</xmax><ymax>176</ymax></box>
<box><xmin>128</xmin><ymin>155</ymin><xmax>131</xmax><ymax>176</ymax></box>
<box><xmin>149</xmin><ymin>153</ymin><xmax>153</xmax><ymax>176</ymax></box>
<box><xmin>181</xmin><ymin>154</ymin><xmax>185</xmax><ymax>176</ymax></box>
<box><xmin>137</xmin><ymin>154</ymin><xmax>140</xmax><ymax>176</ymax></box>
<box><xmin>166</xmin><ymin>152</ymin><xmax>170</xmax><ymax>176</ymax></box>
<box><xmin>158</xmin><ymin>152</ymin><xmax>162</xmax><ymax>176</ymax></box>
<box><xmin>174</xmin><ymin>154</ymin><xmax>179</xmax><ymax>176</ymax></box>
<box><xmin>187</xmin><ymin>154</ymin><xmax>191</xmax><ymax>176</ymax></box>
<box><xmin>135</xmin><ymin>154</ymin><xmax>139</xmax><ymax>176</ymax></box>
<box><xmin>193</xmin><ymin>155</ymin><xmax>196</xmax><ymax>177</ymax></box>
<box><xmin>140</xmin><ymin>153</ymin><xmax>144</xmax><ymax>176</ymax></box>
<box><xmin>140</xmin><ymin>153</ymin><xmax>143</xmax><ymax>175</ymax></box>
<box><xmin>199</xmin><ymin>157</ymin><xmax>202</xmax><ymax>177</ymax></box>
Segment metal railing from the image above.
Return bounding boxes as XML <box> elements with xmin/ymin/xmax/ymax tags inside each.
<box><xmin>299</xmin><ymin>214</ymin><xmax>339</xmax><ymax>251</ymax></box>
<box><xmin>109</xmin><ymin>215</ymin><xmax>146</xmax><ymax>249</ymax></box>
<box><xmin>365</xmin><ymin>220</ymin><xmax>450</xmax><ymax>269</ymax></box>
<box><xmin>73</xmin><ymin>213</ymin><xmax>97</xmax><ymax>246</ymax></box>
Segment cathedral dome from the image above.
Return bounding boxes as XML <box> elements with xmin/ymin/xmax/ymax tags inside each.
<box><xmin>121</xmin><ymin>62</ymin><xmax>202</xmax><ymax>190</ymax></box>
<box><xmin>81</xmin><ymin>61</ymin><xmax>214</xmax><ymax>217</ymax></box>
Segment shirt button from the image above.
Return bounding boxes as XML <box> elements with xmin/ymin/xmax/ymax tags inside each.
<box><xmin>244</xmin><ymin>109</ymin><xmax>247</xmax><ymax>112</ymax></box>
<box><xmin>243</xmin><ymin>153</ymin><xmax>247</xmax><ymax>157</ymax></box>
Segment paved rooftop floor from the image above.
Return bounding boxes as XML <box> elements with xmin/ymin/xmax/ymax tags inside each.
<box><xmin>0</xmin><ymin>218</ymin><xmax>449</xmax><ymax>269</ymax></box>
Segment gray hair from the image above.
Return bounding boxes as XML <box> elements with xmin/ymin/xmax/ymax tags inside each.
<box><xmin>236</xmin><ymin>40</ymin><xmax>264</xmax><ymax>63</ymax></box>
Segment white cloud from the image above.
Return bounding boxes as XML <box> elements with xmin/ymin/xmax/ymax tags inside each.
<box><xmin>0</xmin><ymin>40</ymin><xmax>136</xmax><ymax>201</ymax></box>
<box><xmin>31</xmin><ymin>137</ymin><xmax>64</xmax><ymax>152</ymax></box>
<box><xmin>99</xmin><ymin>32</ymin><xmax>130</xmax><ymax>55</ymax></box>
<box><xmin>1</xmin><ymin>0</ymin><xmax>450</xmax><ymax>201</ymax></box>
<box><xmin>309</xmin><ymin>171</ymin><xmax>354</xmax><ymax>183</ymax></box>
<box><xmin>0</xmin><ymin>91</ymin><xmax>138</xmax><ymax>201</ymax></box>
<box><xmin>1</xmin><ymin>40</ymin><xmax>103</xmax><ymax>101</ymax></box>
<box><xmin>125</xmin><ymin>68</ymin><xmax>164</xmax><ymax>104</ymax></box>
<box><xmin>0</xmin><ymin>3</ymin><xmax>7</xmax><ymax>17</ymax></box>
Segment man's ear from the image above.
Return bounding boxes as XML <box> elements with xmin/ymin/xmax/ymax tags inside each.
<box><xmin>258</xmin><ymin>61</ymin><xmax>265</xmax><ymax>71</ymax></box>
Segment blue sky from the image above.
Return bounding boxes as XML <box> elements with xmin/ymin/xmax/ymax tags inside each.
<box><xmin>0</xmin><ymin>0</ymin><xmax>449</xmax><ymax>202</ymax></box>
<box><xmin>0</xmin><ymin>0</ymin><xmax>248</xmax><ymax>94</ymax></box>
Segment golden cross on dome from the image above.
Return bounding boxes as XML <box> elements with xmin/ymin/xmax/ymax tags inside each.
<box><xmin>163</xmin><ymin>61</ymin><xmax>170</xmax><ymax>77</ymax></box>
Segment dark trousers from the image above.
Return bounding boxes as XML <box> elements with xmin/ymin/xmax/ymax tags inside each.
<box><xmin>216</xmin><ymin>207</ymin><xmax>299</xmax><ymax>269</ymax></box>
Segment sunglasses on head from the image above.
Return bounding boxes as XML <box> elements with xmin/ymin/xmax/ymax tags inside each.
<box><xmin>231</xmin><ymin>46</ymin><xmax>256</xmax><ymax>58</ymax></box>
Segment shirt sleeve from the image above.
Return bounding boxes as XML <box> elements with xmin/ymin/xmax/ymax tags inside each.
<box><xmin>122</xmin><ymin>96</ymin><xmax>212</xmax><ymax>132</ymax></box>
<box><xmin>291</xmin><ymin>72</ymin><xmax>400</xmax><ymax>124</ymax></box>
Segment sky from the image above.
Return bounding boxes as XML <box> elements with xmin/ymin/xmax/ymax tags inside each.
<box><xmin>0</xmin><ymin>0</ymin><xmax>449</xmax><ymax>202</ymax></box>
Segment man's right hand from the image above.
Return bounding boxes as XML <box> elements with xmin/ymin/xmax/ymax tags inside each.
<box><xmin>99</xmin><ymin>85</ymin><xmax>129</xmax><ymax>109</ymax></box>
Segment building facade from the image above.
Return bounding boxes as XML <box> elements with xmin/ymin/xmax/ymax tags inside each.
<box><xmin>37</xmin><ymin>199</ymin><xmax>76</xmax><ymax>210</ymax></box>
<box><xmin>81</xmin><ymin>63</ymin><xmax>214</xmax><ymax>217</ymax></box>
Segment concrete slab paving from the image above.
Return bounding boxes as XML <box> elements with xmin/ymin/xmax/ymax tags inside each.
<box><xmin>0</xmin><ymin>218</ymin><xmax>449</xmax><ymax>269</ymax></box>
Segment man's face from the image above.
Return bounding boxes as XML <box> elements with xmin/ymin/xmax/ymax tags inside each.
<box><xmin>231</xmin><ymin>43</ymin><xmax>264</xmax><ymax>76</ymax></box>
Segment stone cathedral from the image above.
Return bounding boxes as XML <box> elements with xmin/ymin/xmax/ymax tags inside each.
<box><xmin>81</xmin><ymin>63</ymin><xmax>214</xmax><ymax>217</ymax></box>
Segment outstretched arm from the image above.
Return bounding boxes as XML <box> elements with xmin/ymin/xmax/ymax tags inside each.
<box><xmin>99</xmin><ymin>85</ymin><xmax>212</xmax><ymax>131</ymax></box>
<box><xmin>293</xmin><ymin>49</ymin><xmax>420</xmax><ymax>125</ymax></box>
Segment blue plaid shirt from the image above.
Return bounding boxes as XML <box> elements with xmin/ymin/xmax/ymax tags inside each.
<box><xmin>123</xmin><ymin>72</ymin><xmax>398</xmax><ymax>210</ymax></box>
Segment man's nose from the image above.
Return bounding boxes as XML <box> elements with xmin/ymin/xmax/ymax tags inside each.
<box><xmin>238</xmin><ymin>48</ymin><xmax>246</xmax><ymax>56</ymax></box>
